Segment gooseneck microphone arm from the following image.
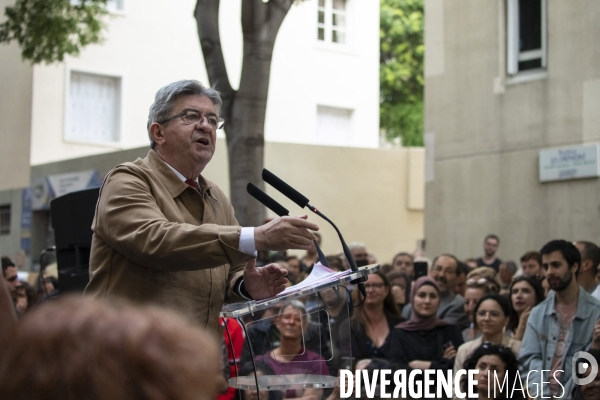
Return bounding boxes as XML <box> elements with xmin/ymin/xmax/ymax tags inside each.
<box><xmin>246</xmin><ymin>183</ymin><xmax>328</xmax><ymax>267</ymax></box>
<box><xmin>261</xmin><ymin>169</ymin><xmax>367</xmax><ymax>299</ymax></box>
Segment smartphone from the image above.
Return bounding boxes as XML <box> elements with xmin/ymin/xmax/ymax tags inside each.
<box><xmin>414</xmin><ymin>261</ymin><xmax>428</xmax><ymax>279</ymax></box>
<box><xmin>442</xmin><ymin>341</ymin><xmax>454</xmax><ymax>351</ymax></box>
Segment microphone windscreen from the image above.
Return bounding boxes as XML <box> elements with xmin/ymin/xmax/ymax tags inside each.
<box><xmin>247</xmin><ymin>183</ymin><xmax>289</xmax><ymax>217</ymax></box>
<box><xmin>262</xmin><ymin>169</ymin><xmax>309</xmax><ymax>208</ymax></box>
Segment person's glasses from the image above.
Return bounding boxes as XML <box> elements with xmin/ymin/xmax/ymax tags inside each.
<box><xmin>476</xmin><ymin>310</ymin><xmax>503</xmax><ymax>319</ymax></box>
<box><xmin>160</xmin><ymin>110</ymin><xmax>224</xmax><ymax>130</ymax></box>
<box><xmin>364</xmin><ymin>283</ymin><xmax>385</xmax><ymax>290</ymax></box>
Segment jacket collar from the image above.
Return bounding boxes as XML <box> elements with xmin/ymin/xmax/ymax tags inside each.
<box><xmin>147</xmin><ymin>150</ymin><xmax>217</xmax><ymax>200</ymax></box>
<box><xmin>544</xmin><ymin>285</ymin><xmax>592</xmax><ymax>319</ymax></box>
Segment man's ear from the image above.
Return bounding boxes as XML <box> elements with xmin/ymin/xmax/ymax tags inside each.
<box><xmin>149</xmin><ymin>122</ymin><xmax>166</xmax><ymax>147</ymax></box>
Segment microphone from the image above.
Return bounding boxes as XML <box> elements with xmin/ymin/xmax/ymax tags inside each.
<box><xmin>261</xmin><ymin>169</ymin><xmax>367</xmax><ymax>298</ymax></box>
<box><xmin>246</xmin><ymin>183</ymin><xmax>328</xmax><ymax>267</ymax></box>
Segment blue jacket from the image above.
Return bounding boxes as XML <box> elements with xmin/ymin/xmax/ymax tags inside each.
<box><xmin>519</xmin><ymin>287</ymin><xmax>600</xmax><ymax>399</ymax></box>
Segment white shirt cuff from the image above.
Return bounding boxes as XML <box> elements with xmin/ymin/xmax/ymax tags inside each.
<box><xmin>238</xmin><ymin>227</ymin><xmax>257</xmax><ymax>255</ymax></box>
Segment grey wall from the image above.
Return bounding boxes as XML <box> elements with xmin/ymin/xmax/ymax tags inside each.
<box><xmin>424</xmin><ymin>0</ymin><xmax>600</xmax><ymax>263</ymax></box>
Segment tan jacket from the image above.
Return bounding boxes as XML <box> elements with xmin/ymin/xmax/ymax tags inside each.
<box><xmin>84</xmin><ymin>150</ymin><xmax>255</xmax><ymax>336</ymax></box>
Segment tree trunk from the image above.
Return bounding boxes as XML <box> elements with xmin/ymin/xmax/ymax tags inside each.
<box><xmin>195</xmin><ymin>0</ymin><xmax>293</xmax><ymax>226</ymax></box>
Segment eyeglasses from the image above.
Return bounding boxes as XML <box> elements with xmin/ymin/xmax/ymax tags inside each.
<box><xmin>467</xmin><ymin>277</ymin><xmax>500</xmax><ymax>292</ymax></box>
<box><xmin>160</xmin><ymin>109</ymin><xmax>224</xmax><ymax>130</ymax></box>
<box><xmin>476</xmin><ymin>310</ymin><xmax>504</xmax><ymax>319</ymax></box>
<box><xmin>364</xmin><ymin>283</ymin><xmax>385</xmax><ymax>290</ymax></box>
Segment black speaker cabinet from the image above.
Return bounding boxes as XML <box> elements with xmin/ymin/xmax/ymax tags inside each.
<box><xmin>50</xmin><ymin>187</ymin><xmax>100</xmax><ymax>293</ymax></box>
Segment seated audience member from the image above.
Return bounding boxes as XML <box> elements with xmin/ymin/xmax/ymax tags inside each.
<box><xmin>256</xmin><ymin>301</ymin><xmax>327</xmax><ymax>400</ymax></box>
<box><xmin>466</xmin><ymin>267</ymin><xmax>501</xmax><ymax>293</ymax></box>
<box><xmin>386</xmin><ymin>271</ymin><xmax>411</xmax><ymax>314</ymax></box>
<box><xmin>388</xmin><ymin>277</ymin><xmax>463</xmax><ymax>398</ymax></box>
<box><xmin>453</xmin><ymin>261</ymin><xmax>469</xmax><ymax>297</ymax></box>
<box><xmin>341</xmin><ymin>272</ymin><xmax>403</xmax><ymax>360</ymax></box>
<box><xmin>282</xmin><ymin>256</ymin><xmax>302</xmax><ymax>284</ymax></box>
<box><xmin>2</xmin><ymin>258</ymin><xmax>21</xmax><ymax>303</ymax></box>
<box><xmin>462</xmin><ymin>277</ymin><xmax>498</xmax><ymax>341</ymax></box>
<box><xmin>238</xmin><ymin>362</ymin><xmax>283</xmax><ymax>400</ymax></box>
<box><xmin>403</xmin><ymin>254</ymin><xmax>470</xmax><ymax>331</ymax></box>
<box><xmin>454</xmin><ymin>294</ymin><xmax>521</xmax><ymax>374</ymax></box>
<box><xmin>497</xmin><ymin>261</ymin><xmax>517</xmax><ymax>294</ymax></box>
<box><xmin>0</xmin><ymin>296</ymin><xmax>221</xmax><ymax>400</ymax></box>
<box><xmin>241</xmin><ymin>301</ymin><xmax>332</xmax><ymax>371</ymax></box>
<box><xmin>476</xmin><ymin>235</ymin><xmax>502</xmax><ymax>272</ymax></box>
<box><xmin>507</xmin><ymin>276</ymin><xmax>545</xmax><ymax>340</ymax></box>
<box><xmin>573</xmin><ymin>349</ymin><xmax>600</xmax><ymax>400</ymax></box>
<box><xmin>520</xmin><ymin>250</ymin><xmax>547</xmax><ymax>294</ymax></box>
<box><xmin>575</xmin><ymin>241</ymin><xmax>600</xmax><ymax>300</ymax></box>
<box><xmin>391</xmin><ymin>252</ymin><xmax>414</xmax><ymax>278</ymax></box>
<box><xmin>460</xmin><ymin>343</ymin><xmax>526</xmax><ymax>400</ymax></box>
<box><xmin>349</xmin><ymin>242</ymin><xmax>369</xmax><ymax>267</ymax></box>
<box><xmin>520</xmin><ymin>240</ymin><xmax>600</xmax><ymax>398</ymax></box>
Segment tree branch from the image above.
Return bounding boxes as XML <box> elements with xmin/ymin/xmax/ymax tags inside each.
<box><xmin>195</xmin><ymin>0</ymin><xmax>235</xmax><ymax>118</ymax></box>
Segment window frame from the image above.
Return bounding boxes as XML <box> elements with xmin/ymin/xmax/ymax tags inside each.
<box><xmin>64</xmin><ymin>65</ymin><xmax>124</xmax><ymax>148</ymax></box>
<box><xmin>316</xmin><ymin>0</ymin><xmax>351</xmax><ymax>48</ymax></box>
<box><xmin>506</xmin><ymin>0</ymin><xmax>548</xmax><ymax>77</ymax></box>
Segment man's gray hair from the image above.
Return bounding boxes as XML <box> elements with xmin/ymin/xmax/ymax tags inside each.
<box><xmin>146</xmin><ymin>79</ymin><xmax>222</xmax><ymax>149</ymax></box>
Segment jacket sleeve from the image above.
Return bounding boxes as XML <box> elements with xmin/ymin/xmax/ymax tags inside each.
<box><xmin>440</xmin><ymin>300</ymin><xmax>470</xmax><ymax>332</ymax></box>
<box><xmin>94</xmin><ymin>166</ymin><xmax>255</xmax><ymax>272</ymax></box>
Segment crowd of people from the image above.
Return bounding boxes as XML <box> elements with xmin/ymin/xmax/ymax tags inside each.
<box><xmin>3</xmin><ymin>235</ymin><xmax>600</xmax><ymax>399</ymax></box>
<box><xmin>221</xmin><ymin>235</ymin><xmax>600</xmax><ymax>400</ymax></box>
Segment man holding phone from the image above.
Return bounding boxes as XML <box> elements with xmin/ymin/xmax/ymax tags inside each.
<box><xmin>402</xmin><ymin>254</ymin><xmax>470</xmax><ymax>331</ymax></box>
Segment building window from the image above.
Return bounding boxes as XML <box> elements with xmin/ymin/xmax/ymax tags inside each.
<box><xmin>507</xmin><ymin>0</ymin><xmax>547</xmax><ymax>75</ymax></box>
<box><xmin>317</xmin><ymin>0</ymin><xmax>346</xmax><ymax>44</ymax></box>
<box><xmin>316</xmin><ymin>105</ymin><xmax>352</xmax><ymax>146</ymax></box>
<box><xmin>0</xmin><ymin>205</ymin><xmax>10</xmax><ymax>235</ymax></box>
<box><xmin>66</xmin><ymin>71</ymin><xmax>121</xmax><ymax>144</ymax></box>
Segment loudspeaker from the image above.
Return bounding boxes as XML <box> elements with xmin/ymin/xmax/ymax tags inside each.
<box><xmin>50</xmin><ymin>187</ymin><xmax>100</xmax><ymax>293</ymax></box>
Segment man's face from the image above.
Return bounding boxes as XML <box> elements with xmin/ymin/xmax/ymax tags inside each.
<box><xmin>542</xmin><ymin>250</ymin><xmax>576</xmax><ymax>292</ymax></box>
<box><xmin>484</xmin><ymin>238</ymin><xmax>499</xmax><ymax>257</ymax></box>
<box><xmin>392</xmin><ymin>255</ymin><xmax>414</xmax><ymax>277</ymax></box>
<box><xmin>429</xmin><ymin>255</ymin><xmax>457</xmax><ymax>293</ymax></box>
<box><xmin>155</xmin><ymin>94</ymin><xmax>217</xmax><ymax>172</ymax></box>
<box><xmin>498</xmin><ymin>263</ymin><xmax>513</xmax><ymax>284</ymax></box>
<box><xmin>351</xmin><ymin>247</ymin><xmax>368</xmax><ymax>262</ymax></box>
<box><xmin>575</xmin><ymin>242</ymin><xmax>594</xmax><ymax>276</ymax></box>
<box><xmin>453</xmin><ymin>272</ymin><xmax>466</xmax><ymax>296</ymax></box>
<box><xmin>522</xmin><ymin>259</ymin><xmax>543</xmax><ymax>278</ymax></box>
<box><xmin>4</xmin><ymin>266</ymin><xmax>21</xmax><ymax>299</ymax></box>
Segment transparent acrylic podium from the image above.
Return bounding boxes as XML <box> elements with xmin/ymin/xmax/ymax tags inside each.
<box><xmin>221</xmin><ymin>264</ymin><xmax>379</xmax><ymax>394</ymax></box>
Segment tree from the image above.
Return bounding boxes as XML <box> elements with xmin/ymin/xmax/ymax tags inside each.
<box><xmin>195</xmin><ymin>0</ymin><xmax>294</xmax><ymax>226</ymax></box>
<box><xmin>0</xmin><ymin>0</ymin><xmax>107</xmax><ymax>64</ymax></box>
<box><xmin>380</xmin><ymin>0</ymin><xmax>424</xmax><ymax>146</ymax></box>
<box><xmin>1</xmin><ymin>0</ymin><xmax>297</xmax><ymax>226</ymax></box>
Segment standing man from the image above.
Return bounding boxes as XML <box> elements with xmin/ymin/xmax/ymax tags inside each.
<box><xmin>84</xmin><ymin>80</ymin><xmax>319</xmax><ymax>335</ymax></box>
<box><xmin>575</xmin><ymin>241</ymin><xmax>600</xmax><ymax>300</ymax></box>
<box><xmin>391</xmin><ymin>252</ymin><xmax>414</xmax><ymax>278</ymax></box>
<box><xmin>402</xmin><ymin>254</ymin><xmax>469</xmax><ymax>330</ymax></box>
<box><xmin>476</xmin><ymin>234</ymin><xmax>502</xmax><ymax>271</ymax></box>
<box><xmin>520</xmin><ymin>240</ymin><xmax>600</xmax><ymax>398</ymax></box>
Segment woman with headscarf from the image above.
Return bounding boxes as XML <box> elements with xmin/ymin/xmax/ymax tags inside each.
<box><xmin>387</xmin><ymin>277</ymin><xmax>463</xmax><ymax>397</ymax></box>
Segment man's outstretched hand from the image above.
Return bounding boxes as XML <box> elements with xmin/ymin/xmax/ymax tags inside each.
<box><xmin>243</xmin><ymin>259</ymin><xmax>289</xmax><ymax>300</ymax></box>
<box><xmin>254</xmin><ymin>215</ymin><xmax>319</xmax><ymax>251</ymax></box>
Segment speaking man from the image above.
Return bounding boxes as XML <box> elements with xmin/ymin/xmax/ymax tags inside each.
<box><xmin>84</xmin><ymin>80</ymin><xmax>318</xmax><ymax>335</ymax></box>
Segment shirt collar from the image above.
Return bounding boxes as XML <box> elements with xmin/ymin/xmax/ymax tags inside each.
<box><xmin>164</xmin><ymin>162</ymin><xmax>199</xmax><ymax>188</ymax></box>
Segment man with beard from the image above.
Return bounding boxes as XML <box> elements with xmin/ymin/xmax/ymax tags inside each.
<box><xmin>476</xmin><ymin>234</ymin><xmax>502</xmax><ymax>272</ymax></box>
<box><xmin>402</xmin><ymin>254</ymin><xmax>470</xmax><ymax>330</ymax></box>
<box><xmin>520</xmin><ymin>240</ymin><xmax>600</xmax><ymax>399</ymax></box>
